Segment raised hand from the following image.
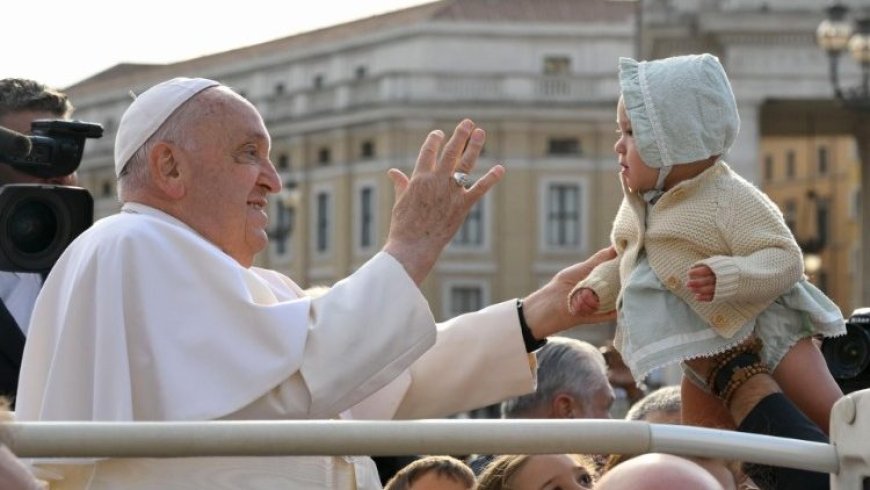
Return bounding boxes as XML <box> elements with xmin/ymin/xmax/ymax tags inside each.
<box><xmin>383</xmin><ymin>119</ymin><xmax>505</xmax><ymax>285</ymax></box>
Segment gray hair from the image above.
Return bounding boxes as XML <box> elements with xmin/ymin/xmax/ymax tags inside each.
<box><xmin>625</xmin><ymin>385</ymin><xmax>681</xmax><ymax>422</ymax></box>
<box><xmin>116</xmin><ymin>87</ymin><xmax>219</xmax><ymax>201</ymax></box>
<box><xmin>0</xmin><ymin>78</ymin><xmax>73</xmax><ymax>119</ymax></box>
<box><xmin>501</xmin><ymin>337</ymin><xmax>609</xmax><ymax>418</ymax></box>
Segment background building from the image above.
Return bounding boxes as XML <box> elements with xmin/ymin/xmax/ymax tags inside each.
<box><xmin>65</xmin><ymin>0</ymin><xmax>862</xmax><ymax>340</ymax></box>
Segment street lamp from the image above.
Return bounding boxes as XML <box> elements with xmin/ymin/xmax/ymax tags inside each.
<box><xmin>816</xmin><ymin>1</ymin><xmax>870</xmax><ymax>305</ymax></box>
<box><xmin>268</xmin><ymin>183</ymin><xmax>300</xmax><ymax>256</ymax></box>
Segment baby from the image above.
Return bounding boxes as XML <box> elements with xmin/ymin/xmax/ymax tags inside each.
<box><xmin>569</xmin><ymin>54</ymin><xmax>845</xmax><ymax>432</ymax></box>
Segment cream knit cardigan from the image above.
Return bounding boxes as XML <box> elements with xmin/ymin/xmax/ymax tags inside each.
<box><xmin>573</xmin><ymin>161</ymin><xmax>804</xmax><ymax>338</ymax></box>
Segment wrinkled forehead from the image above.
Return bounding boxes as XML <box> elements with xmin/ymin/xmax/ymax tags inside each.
<box><xmin>190</xmin><ymin>89</ymin><xmax>269</xmax><ymax>136</ymax></box>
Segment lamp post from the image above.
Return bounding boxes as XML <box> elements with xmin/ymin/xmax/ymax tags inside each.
<box><xmin>816</xmin><ymin>1</ymin><xmax>870</xmax><ymax>306</ymax></box>
<box><xmin>268</xmin><ymin>183</ymin><xmax>299</xmax><ymax>256</ymax></box>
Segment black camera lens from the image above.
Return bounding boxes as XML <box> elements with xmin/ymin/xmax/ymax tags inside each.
<box><xmin>0</xmin><ymin>185</ymin><xmax>92</xmax><ymax>273</ymax></box>
<box><xmin>822</xmin><ymin>322</ymin><xmax>870</xmax><ymax>380</ymax></box>
<box><xmin>7</xmin><ymin>199</ymin><xmax>59</xmax><ymax>254</ymax></box>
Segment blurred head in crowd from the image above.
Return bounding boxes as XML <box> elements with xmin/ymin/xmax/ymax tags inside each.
<box><xmin>477</xmin><ymin>454</ymin><xmax>596</xmax><ymax>490</ymax></box>
<box><xmin>0</xmin><ymin>78</ymin><xmax>76</xmax><ymax>185</ymax></box>
<box><xmin>502</xmin><ymin>337</ymin><xmax>613</xmax><ymax>419</ymax></box>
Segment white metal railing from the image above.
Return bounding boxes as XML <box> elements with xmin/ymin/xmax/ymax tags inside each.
<box><xmin>2</xmin><ymin>389</ymin><xmax>868</xmax><ymax>488</ymax></box>
<box><xmin>1</xmin><ymin>420</ymin><xmax>837</xmax><ymax>469</ymax></box>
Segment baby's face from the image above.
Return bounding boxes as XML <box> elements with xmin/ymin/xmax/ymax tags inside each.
<box><xmin>615</xmin><ymin>97</ymin><xmax>659</xmax><ymax>193</ymax></box>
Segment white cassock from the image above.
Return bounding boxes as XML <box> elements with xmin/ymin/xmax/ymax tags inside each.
<box><xmin>15</xmin><ymin>203</ymin><xmax>536</xmax><ymax>490</ymax></box>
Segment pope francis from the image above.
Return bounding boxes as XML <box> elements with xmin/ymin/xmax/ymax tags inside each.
<box><xmin>14</xmin><ymin>77</ymin><xmax>614</xmax><ymax>489</ymax></box>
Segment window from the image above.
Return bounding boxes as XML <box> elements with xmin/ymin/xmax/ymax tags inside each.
<box><xmin>318</xmin><ymin>147</ymin><xmax>331</xmax><ymax>165</ymax></box>
<box><xmin>274</xmin><ymin>83</ymin><xmax>285</xmax><ymax>96</ymax></box>
<box><xmin>360</xmin><ymin>140</ymin><xmax>375</xmax><ymax>159</ymax></box>
<box><xmin>449</xmin><ymin>285</ymin><xmax>483</xmax><ymax>317</ymax></box>
<box><xmin>273</xmin><ymin>200</ymin><xmax>294</xmax><ymax>255</ymax></box>
<box><xmin>783</xmin><ymin>199</ymin><xmax>797</xmax><ymax>232</ymax></box>
<box><xmin>452</xmin><ymin>199</ymin><xmax>484</xmax><ymax>247</ymax></box>
<box><xmin>764</xmin><ymin>154</ymin><xmax>773</xmax><ymax>182</ymax></box>
<box><xmin>101</xmin><ymin>180</ymin><xmax>113</xmax><ymax>198</ymax></box>
<box><xmin>313</xmin><ymin>74</ymin><xmax>324</xmax><ymax>89</ymax></box>
<box><xmin>817</xmin><ymin>197</ymin><xmax>830</xmax><ymax>248</ymax></box>
<box><xmin>546</xmin><ymin>183</ymin><xmax>581</xmax><ymax>247</ymax></box>
<box><xmin>817</xmin><ymin>146</ymin><xmax>829</xmax><ymax>175</ymax></box>
<box><xmin>543</xmin><ymin>56</ymin><xmax>571</xmax><ymax>75</ymax></box>
<box><xmin>276</xmin><ymin>153</ymin><xmax>290</xmax><ymax>171</ymax></box>
<box><xmin>547</xmin><ymin>137</ymin><xmax>581</xmax><ymax>156</ymax></box>
<box><xmin>359</xmin><ymin>186</ymin><xmax>374</xmax><ymax>249</ymax></box>
<box><xmin>785</xmin><ymin>150</ymin><xmax>796</xmax><ymax>179</ymax></box>
<box><xmin>355</xmin><ymin>66</ymin><xmax>367</xmax><ymax>80</ymax></box>
<box><xmin>316</xmin><ymin>192</ymin><xmax>331</xmax><ymax>253</ymax></box>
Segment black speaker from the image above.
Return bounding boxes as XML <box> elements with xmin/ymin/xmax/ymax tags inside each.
<box><xmin>0</xmin><ymin>184</ymin><xmax>92</xmax><ymax>273</ymax></box>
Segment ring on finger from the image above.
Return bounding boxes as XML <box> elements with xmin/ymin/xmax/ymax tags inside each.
<box><xmin>452</xmin><ymin>171</ymin><xmax>473</xmax><ymax>189</ymax></box>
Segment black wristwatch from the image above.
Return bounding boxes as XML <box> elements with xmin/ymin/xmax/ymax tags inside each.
<box><xmin>516</xmin><ymin>298</ymin><xmax>547</xmax><ymax>353</ymax></box>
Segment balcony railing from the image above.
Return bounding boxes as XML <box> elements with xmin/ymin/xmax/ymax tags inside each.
<box><xmin>260</xmin><ymin>72</ymin><xmax>617</xmax><ymax>121</ymax></box>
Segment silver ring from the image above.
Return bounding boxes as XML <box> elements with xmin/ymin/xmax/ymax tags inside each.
<box><xmin>452</xmin><ymin>171</ymin><xmax>473</xmax><ymax>189</ymax></box>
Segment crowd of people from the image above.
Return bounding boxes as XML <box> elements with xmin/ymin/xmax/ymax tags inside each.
<box><xmin>0</xmin><ymin>50</ymin><xmax>850</xmax><ymax>490</ymax></box>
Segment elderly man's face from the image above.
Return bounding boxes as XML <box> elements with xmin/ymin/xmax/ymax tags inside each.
<box><xmin>179</xmin><ymin>90</ymin><xmax>281</xmax><ymax>267</ymax></box>
<box><xmin>583</xmin><ymin>384</ymin><xmax>616</xmax><ymax>419</ymax></box>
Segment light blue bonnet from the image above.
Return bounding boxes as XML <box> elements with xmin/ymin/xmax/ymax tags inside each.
<box><xmin>618</xmin><ymin>53</ymin><xmax>740</xmax><ymax>191</ymax></box>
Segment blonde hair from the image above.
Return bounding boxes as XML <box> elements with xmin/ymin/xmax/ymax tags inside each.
<box><xmin>477</xmin><ymin>454</ymin><xmax>597</xmax><ymax>490</ymax></box>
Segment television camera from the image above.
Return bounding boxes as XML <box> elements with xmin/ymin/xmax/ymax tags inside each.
<box><xmin>823</xmin><ymin>307</ymin><xmax>870</xmax><ymax>394</ymax></box>
<box><xmin>0</xmin><ymin>120</ymin><xmax>103</xmax><ymax>273</ymax></box>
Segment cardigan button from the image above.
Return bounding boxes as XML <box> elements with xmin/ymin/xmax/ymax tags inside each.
<box><xmin>666</xmin><ymin>276</ymin><xmax>680</xmax><ymax>289</ymax></box>
<box><xmin>711</xmin><ymin>314</ymin><xmax>727</xmax><ymax>328</ymax></box>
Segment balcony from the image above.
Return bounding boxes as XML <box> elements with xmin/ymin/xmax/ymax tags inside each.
<box><xmin>260</xmin><ymin>72</ymin><xmax>616</xmax><ymax>121</ymax></box>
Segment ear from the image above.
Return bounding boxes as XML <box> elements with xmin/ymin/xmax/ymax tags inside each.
<box><xmin>148</xmin><ymin>141</ymin><xmax>186</xmax><ymax>200</ymax></box>
<box><xmin>553</xmin><ymin>393</ymin><xmax>579</xmax><ymax>419</ymax></box>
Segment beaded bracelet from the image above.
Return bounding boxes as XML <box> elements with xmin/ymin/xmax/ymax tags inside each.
<box><xmin>707</xmin><ymin>345</ymin><xmax>769</xmax><ymax>407</ymax></box>
<box><xmin>720</xmin><ymin>361</ymin><xmax>769</xmax><ymax>406</ymax></box>
<box><xmin>704</xmin><ymin>337</ymin><xmax>765</xmax><ymax>393</ymax></box>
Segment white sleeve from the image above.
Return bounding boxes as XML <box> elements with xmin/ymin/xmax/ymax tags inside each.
<box><xmin>223</xmin><ymin>253</ymin><xmax>437</xmax><ymax>420</ymax></box>
<box><xmin>344</xmin><ymin>300</ymin><xmax>536</xmax><ymax>421</ymax></box>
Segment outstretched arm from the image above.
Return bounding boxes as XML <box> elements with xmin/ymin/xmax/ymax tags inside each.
<box><xmin>521</xmin><ymin>246</ymin><xmax>618</xmax><ymax>340</ymax></box>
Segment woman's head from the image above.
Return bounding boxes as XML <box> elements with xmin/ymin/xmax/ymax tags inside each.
<box><xmin>477</xmin><ymin>454</ymin><xmax>596</xmax><ymax>490</ymax></box>
<box><xmin>616</xmin><ymin>54</ymin><xmax>739</xmax><ymax>191</ymax></box>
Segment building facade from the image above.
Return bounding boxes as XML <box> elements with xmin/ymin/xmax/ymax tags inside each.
<box><xmin>65</xmin><ymin>0</ymin><xmax>860</xmax><ymax>332</ymax></box>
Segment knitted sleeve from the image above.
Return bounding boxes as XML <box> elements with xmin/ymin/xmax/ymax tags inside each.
<box><xmin>571</xmin><ymin>258</ymin><xmax>621</xmax><ymax>313</ymax></box>
<box><xmin>696</xmin><ymin>179</ymin><xmax>803</xmax><ymax>303</ymax></box>
<box><xmin>570</xmin><ymin>199</ymin><xmax>631</xmax><ymax>312</ymax></box>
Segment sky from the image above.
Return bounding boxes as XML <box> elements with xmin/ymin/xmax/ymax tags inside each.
<box><xmin>2</xmin><ymin>0</ymin><xmax>435</xmax><ymax>89</ymax></box>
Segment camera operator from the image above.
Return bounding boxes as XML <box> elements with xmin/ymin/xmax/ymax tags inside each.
<box><xmin>0</xmin><ymin>78</ymin><xmax>75</xmax><ymax>408</ymax></box>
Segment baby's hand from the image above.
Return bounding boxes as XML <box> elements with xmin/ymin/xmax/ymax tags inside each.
<box><xmin>686</xmin><ymin>265</ymin><xmax>716</xmax><ymax>302</ymax></box>
<box><xmin>569</xmin><ymin>288</ymin><xmax>600</xmax><ymax>315</ymax></box>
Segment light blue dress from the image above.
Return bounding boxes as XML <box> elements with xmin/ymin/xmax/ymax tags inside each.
<box><xmin>615</xmin><ymin>197</ymin><xmax>845</xmax><ymax>384</ymax></box>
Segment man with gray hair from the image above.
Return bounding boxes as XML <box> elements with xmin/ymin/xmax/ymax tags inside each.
<box><xmin>501</xmin><ymin>336</ymin><xmax>614</xmax><ymax>419</ymax></box>
<box><xmin>469</xmin><ymin>337</ymin><xmax>614</xmax><ymax>474</ymax></box>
